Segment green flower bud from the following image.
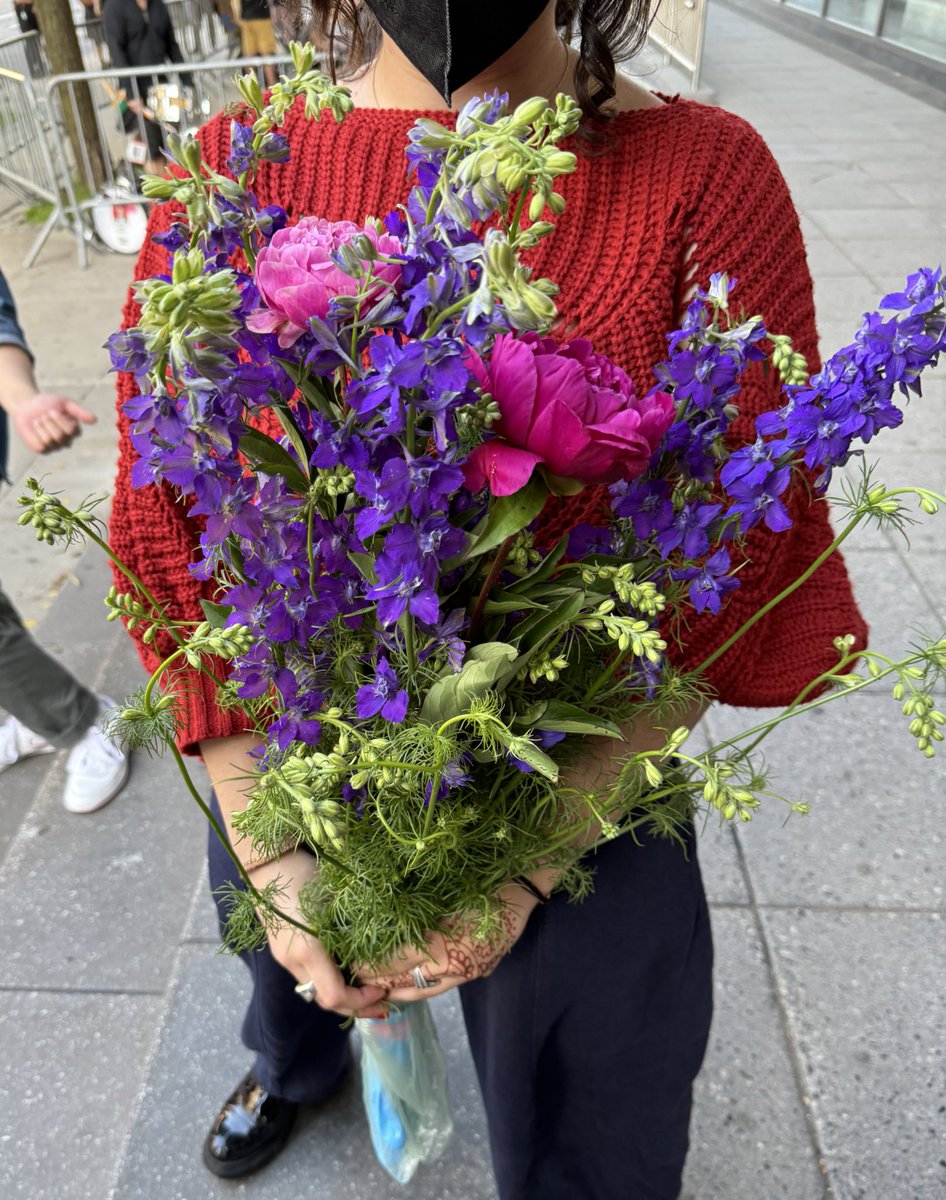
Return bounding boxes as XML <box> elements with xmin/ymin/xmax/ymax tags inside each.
<box><xmin>643</xmin><ymin>760</ymin><xmax>663</xmax><ymax>788</ymax></box>
<box><xmin>512</xmin><ymin>96</ymin><xmax>548</xmax><ymax>127</ymax></box>
<box><xmin>236</xmin><ymin>71</ymin><xmax>265</xmax><ymax>113</ymax></box>
<box><xmin>543</xmin><ymin>150</ymin><xmax>576</xmax><ymax>175</ymax></box>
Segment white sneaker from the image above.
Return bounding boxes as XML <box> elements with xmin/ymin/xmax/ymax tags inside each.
<box><xmin>63</xmin><ymin>697</ymin><xmax>130</xmax><ymax>814</ymax></box>
<box><xmin>0</xmin><ymin>714</ymin><xmax>57</xmax><ymax>772</ymax></box>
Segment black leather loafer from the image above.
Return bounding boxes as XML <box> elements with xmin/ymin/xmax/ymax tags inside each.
<box><xmin>202</xmin><ymin>1071</ymin><xmax>299</xmax><ymax>1179</ymax></box>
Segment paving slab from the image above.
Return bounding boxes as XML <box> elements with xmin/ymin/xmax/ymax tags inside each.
<box><xmin>0</xmin><ymin>686</ymin><xmax>208</xmax><ymax>990</ymax></box>
<box><xmin>110</xmin><ymin>943</ymin><xmax>497</xmax><ymax>1200</ymax></box>
<box><xmin>842</xmin><ymin>547</ymin><xmax>945</xmax><ymax>663</ymax></box>
<box><xmin>680</xmin><ymin>909</ymin><xmax>826</xmax><ymax>1200</ymax></box>
<box><xmin>761</xmin><ymin>909</ymin><xmax>946</xmax><ymax>1200</ymax></box>
<box><xmin>0</xmin><ymin>990</ymin><xmax>161</xmax><ymax>1200</ymax></box>
<box><xmin>709</xmin><ymin>695</ymin><xmax>945</xmax><ymax>910</ymax></box>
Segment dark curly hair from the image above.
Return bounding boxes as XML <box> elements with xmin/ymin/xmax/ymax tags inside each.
<box><xmin>291</xmin><ymin>2</ymin><xmax>656</xmax><ymax>126</ymax></box>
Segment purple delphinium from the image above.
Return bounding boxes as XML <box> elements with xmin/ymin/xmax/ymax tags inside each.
<box><xmin>356</xmin><ymin>657</ymin><xmax>409</xmax><ymax>723</ymax></box>
<box><xmin>671</xmin><ymin>547</ymin><xmax>740</xmax><ymax>615</ymax></box>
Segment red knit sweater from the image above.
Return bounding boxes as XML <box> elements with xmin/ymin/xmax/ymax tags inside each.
<box><xmin>112</xmin><ymin>97</ymin><xmax>867</xmax><ymax>754</ymax></box>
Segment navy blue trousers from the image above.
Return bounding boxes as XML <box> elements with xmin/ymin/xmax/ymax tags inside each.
<box><xmin>208</xmin><ymin>797</ymin><xmax>713</xmax><ymax>1200</ymax></box>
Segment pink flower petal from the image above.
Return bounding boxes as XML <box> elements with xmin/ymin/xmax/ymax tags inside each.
<box><xmin>463</xmin><ymin>442</ymin><xmax>544</xmax><ymax>497</ymax></box>
<box><xmin>527</xmin><ymin>395</ymin><xmax>592</xmax><ymax>477</ymax></box>
<box><xmin>489</xmin><ymin>336</ymin><xmax>539</xmax><ymax>447</ymax></box>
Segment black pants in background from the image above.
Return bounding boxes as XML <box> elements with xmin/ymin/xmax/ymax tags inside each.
<box><xmin>208</xmin><ymin>794</ymin><xmax>713</xmax><ymax>1200</ymax></box>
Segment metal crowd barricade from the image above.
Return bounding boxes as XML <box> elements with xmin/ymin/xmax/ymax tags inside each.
<box><xmin>38</xmin><ymin>54</ymin><xmax>290</xmax><ymax>268</ymax></box>
<box><xmin>0</xmin><ymin>42</ymin><xmax>80</xmax><ymax>268</ymax></box>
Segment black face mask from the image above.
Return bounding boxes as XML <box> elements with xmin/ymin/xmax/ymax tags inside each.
<box><xmin>364</xmin><ymin>0</ymin><xmax>550</xmax><ymax>103</ymax></box>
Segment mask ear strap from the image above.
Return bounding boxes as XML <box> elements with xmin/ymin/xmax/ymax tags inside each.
<box><xmin>443</xmin><ymin>0</ymin><xmax>453</xmax><ymax>105</ymax></box>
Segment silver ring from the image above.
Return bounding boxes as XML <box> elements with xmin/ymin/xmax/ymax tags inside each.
<box><xmin>294</xmin><ymin>980</ymin><xmax>317</xmax><ymax>1003</ymax></box>
<box><xmin>411</xmin><ymin>965</ymin><xmax>438</xmax><ymax>991</ymax></box>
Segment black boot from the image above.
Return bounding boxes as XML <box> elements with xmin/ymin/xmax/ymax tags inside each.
<box><xmin>202</xmin><ymin>1071</ymin><xmax>298</xmax><ymax>1179</ymax></box>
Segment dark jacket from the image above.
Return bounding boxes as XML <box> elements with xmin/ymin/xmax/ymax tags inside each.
<box><xmin>104</xmin><ymin>0</ymin><xmax>188</xmax><ymax>98</ymax></box>
<box><xmin>0</xmin><ymin>269</ymin><xmax>33</xmax><ymax>481</ymax></box>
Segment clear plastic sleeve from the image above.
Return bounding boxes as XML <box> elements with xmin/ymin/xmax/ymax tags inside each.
<box><xmin>356</xmin><ymin>1001</ymin><xmax>454</xmax><ymax>1184</ymax></box>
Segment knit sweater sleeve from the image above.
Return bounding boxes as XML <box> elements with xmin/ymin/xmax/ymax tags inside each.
<box><xmin>664</xmin><ymin>109</ymin><xmax>867</xmax><ymax>705</ymax></box>
<box><xmin>110</xmin><ymin>122</ymin><xmax>251</xmax><ymax>754</ymax></box>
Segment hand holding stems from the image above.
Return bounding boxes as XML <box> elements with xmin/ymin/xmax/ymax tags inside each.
<box><xmin>355</xmin><ymin>878</ymin><xmax>548</xmax><ymax>1004</ymax></box>
<box><xmin>201</xmin><ymin>734</ymin><xmax>389</xmax><ymax>1019</ymax></box>
<box><xmin>0</xmin><ymin>345</ymin><xmax>97</xmax><ymax>455</ymax></box>
<box><xmin>247</xmin><ymin>851</ymin><xmax>389</xmax><ymax>1019</ymax></box>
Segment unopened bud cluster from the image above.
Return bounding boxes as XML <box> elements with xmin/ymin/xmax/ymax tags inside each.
<box><xmin>135</xmin><ymin>251</ymin><xmax>242</xmax><ymax>370</ymax></box>
<box><xmin>892</xmin><ymin>668</ymin><xmax>944</xmax><ymax>758</ymax></box>
<box><xmin>507</xmin><ymin>530</ymin><xmax>542</xmax><ymax>576</ymax></box>
<box><xmin>455</xmin><ymin>394</ymin><xmax>501</xmax><ymax>436</ymax></box>
<box><xmin>770</xmin><ymin>333</ymin><xmax>809</xmax><ymax>386</ymax></box>
<box><xmin>311</xmin><ymin>466</ymin><xmax>354</xmax><ymax>501</ymax></box>
<box><xmin>17</xmin><ymin>479</ymin><xmax>100</xmax><ymax>546</ymax></box>
<box><xmin>524</xmin><ymin>653</ymin><xmax>569</xmax><ymax>685</ymax></box>
<box><xmin>183</xmin><ymin>621</ymin><xmax>255</xmax><ymax>666</ymax></box>
<box><xmin>701</xmin><ymin>761</ymin><xmax>761</xmax><ymax>823</ymax></box>
<box><xmin>482</xmin><ymin>229</ymin><xmax>559</xmax><ymax>331</ymax></box>
<box><xmin>580</xmin><ymin>563</ymin><xmax>666</xmax><ymax>618</ymax></box>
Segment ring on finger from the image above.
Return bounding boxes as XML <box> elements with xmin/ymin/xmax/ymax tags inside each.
<box><xmin>294</xmin><ymin>979</ymin><xmax>317</xmax><ymax>1003</ymax></box>
<box><xmin>411</xmin><ymin>964</ymin><xmax>439</xmax><ymax>991</ymax></box>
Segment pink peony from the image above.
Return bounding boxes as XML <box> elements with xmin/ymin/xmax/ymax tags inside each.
<box><xmin>462</xmin><ymin>333</ymin><xmax>675</xmax><ymax>497</ymax></box>
<box><xmin>247</xmin><ymin>217</ymin><xmax>403</xmax><ymax>349</ymax></box>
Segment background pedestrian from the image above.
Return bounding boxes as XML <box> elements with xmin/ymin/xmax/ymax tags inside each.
<box><xmin>0</xmin><ymin>267</ymin><xmax>129</xmax><ymax>813</ymax></box>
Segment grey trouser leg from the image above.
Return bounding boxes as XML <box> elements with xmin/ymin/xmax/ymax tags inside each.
<box><xmin>0</xmin><ymin>580</ymin><xmax>99</xmax><ymax>749</ymax></box>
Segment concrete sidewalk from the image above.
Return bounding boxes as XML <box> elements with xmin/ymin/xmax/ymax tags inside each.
<box><xmin>0</xmin><ymin>4</ymin><xmax>944</xmax><ymax>1197</ymax></box>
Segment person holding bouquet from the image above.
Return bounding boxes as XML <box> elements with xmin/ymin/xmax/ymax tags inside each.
<box><xmin>110</xmin><ymin>2</ymin><xmax>867</xmax><ymax>1196</ymax></box>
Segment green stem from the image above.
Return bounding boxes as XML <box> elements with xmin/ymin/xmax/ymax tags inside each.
<box><xmin>143</xmin><ymin>647</ymin><xmax>185</xmax><ymax>708</ymax></box>
<box><xmin>403</xmin><ymin>611</ymin><xmax>417</xmax><ymax>679</ymax></box>
<box><xmin>372</xmin><ymin>796</ymin><xmax>418</xmax><ymax>848</ymax></box>
<box><xmin>469</xmin><ymin>534</ymin><xmax>516</xmax><ymax>640</ymax></box>
<box><xmin>306</xmin><ymin>501</ymin><xmax>317</xmax><ymax>590</ymax></box>
<box><xmin>581</xmin><ymin>647</ymin><xmax>629</xmax><ymax>708</ymax></box>
<box><xmin>424</xmin><ymin>294</ymin><xmax>473</xmax><ymax>339</ymax></box>
<box><xmin>79</xmin><ymin>521</ymin><xmax>227</xmax><ymax>689</ymax></box>
<box><xmin>507</xmin><ymin>174</ymin><xmax>534</xmax><ymax>242</ymax></box>
<box><xmin>695</xmin><ymin>511</ymin><xmax>865</xmax><ymax>678</ymax></box>
<box><xmin>167</xmin><ymin>741</ymin><xmax>316</xmax><ymax>938</ymax></box>
<box><xmin>725</xmin><ymin>648</ymin><xmax>869</xmax><ymax>764</ymax></box>
<box><xmin>701</xmin><ymin>657</ymin><xmax>905</xmax><ymax>762</ymax></box>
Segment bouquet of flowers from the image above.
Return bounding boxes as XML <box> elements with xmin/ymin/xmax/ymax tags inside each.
<box><xmin>21</xmin><ymin>46</ymin><xmax>946</xmax><ymax>979</ymax></box>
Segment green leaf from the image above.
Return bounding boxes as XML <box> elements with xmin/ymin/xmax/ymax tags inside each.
<box><xmin>512</xmin><ymin>589</ymin><xmax>586</xmax><ymax>651</ymax></box>
<box><xmin>238</xmin><ymin>428</ymin><xmax>310</xmax><ymax>494</ymax></box>
<box><xmin>347</xmin><ymin>551</ymin><xmax>377</xmax><ymax>585</ymax></box>
<box><xmin>199</xmin><ymin>600</ymin><xmax>233</xmax><ymax>629</ymax></box>
<box><xmin>505</xmin><ymin>735</ymin><xmax>559</xmax><ymax>780</ymax></box>
<box><xmin>533</xmin><ymin>701</ymin><xmax>623</xmax><ymax>738</ymax></box>
<box><xmin>461</xmin><ymin>475</ymin><xmax>548</xmax><ymax>562</ymax></box>
<box><xmin>482</xmin><ymin>594</ymin><xmax>548</xmax><ymax>616</ymax></box>
<box><xmin>419</xmin><ymin>642</ymin><xmax>518</xmax><ymax>725</ymax></box>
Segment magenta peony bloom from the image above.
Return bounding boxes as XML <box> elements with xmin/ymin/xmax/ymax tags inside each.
<box><xmin>462</xmin><ymin>333</ymin><xmax>675</xmax><ymax>497</ymax></box>
<box><xmin>247</xmin><ymin>217</ymin><xmax>403</xmax><ymax>348</ymax></box>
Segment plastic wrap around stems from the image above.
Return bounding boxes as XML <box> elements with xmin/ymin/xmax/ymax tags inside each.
<box><xmin>356</xmin><ymin>1001</ymin><xmax>454</xmax><ymax>1183</ymax></box>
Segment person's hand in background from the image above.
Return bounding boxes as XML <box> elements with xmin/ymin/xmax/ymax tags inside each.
<box><xmin>0</xmin><ymin>344</ymin><xmax>96</xmax><ymax>454</ymax></box>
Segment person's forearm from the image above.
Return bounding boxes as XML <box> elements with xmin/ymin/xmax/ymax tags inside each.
<box><xmin>199</xmin><ymin>732</ymin><xmax>277</xmax><ymax>871</ymax></box>
<box><xmin>529</xmin><ymin>696</ymin><xmax>711</xmax><ymax>895</ymax></box>
<box><xmin>0</xmin><ymin>343</ymin><xmax>38</xmax><ymax>414</ymax></box>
